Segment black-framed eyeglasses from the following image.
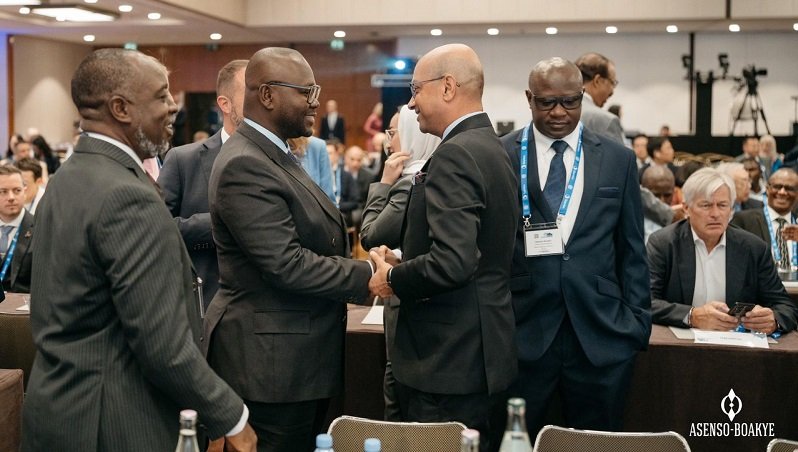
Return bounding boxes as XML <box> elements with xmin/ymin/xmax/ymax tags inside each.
<box><xmin>409</xmin><ymin>75</ymin><xmax>445</xmax><ymax>97</ymax></box>
<box><xmin>385</xmin><ymin>128</ymin><xmax>398</xmax><ymax>139</ymax></box>
<box><xmin>769</xmin><ymin>184</ymin><xmax>798</xmax><ymax>193</ymax></box>
<box><xmin>262</xmin><ymin>81</ymin><xmax>321</xmax><ymax>105</ymax></box>
<box><xmin>531</xmin><ymin>90</ymin><xmax>585</xmax><ymax>111</ymax></box>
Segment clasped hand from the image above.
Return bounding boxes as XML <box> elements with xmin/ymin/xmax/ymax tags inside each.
<box><xmin>369</xmin><ymin>246</ymin><xmax>398</xmax><ymax>298</ymax></box>
<box><xmin>690</xmin><ymin>301</ymin><xmax>777</xmax><ymax>334</ymax></box>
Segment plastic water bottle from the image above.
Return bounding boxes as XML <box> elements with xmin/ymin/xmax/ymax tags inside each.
<box><xmin>314</xmin><ymin>433</ymin><xmax>335</xmax><ymax>452</ymax></box>
<box><xmin>364</xmin><ymin>437</ymin><xmax>381</xmax><ymax>452</ymax></box>
<box><xmin>498</xmin><ymin>398</ymin><xmax>533</xmax><ymax>452</ymax></box>
<box><xmin>174</xmin><ymin>409</ymin><xmax>200</xmax><ymax>452</ymax></box>
<box><xmin>460</xmin><ymin>428</ymin><xmax>480</xmax><ymax>452</ymax></box>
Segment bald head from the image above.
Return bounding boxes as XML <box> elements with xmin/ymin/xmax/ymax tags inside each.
<box><xmin>243</xmin><ymin>47</ymin><xmax>319</xmax><ymax>141</ymax></box>
<box><xmin>526</xmin><ymin>57</ymin><xmax>583</xmax><ymax>139</ymax></box>
<box><xmin>528</xmin><ymin>57</ymin><xmax>582</xmax><ymax>92</ymax></box>
<box><xmin>407</xmin><ymin>44</ymin><xmax>485</xmax><ymax>137</ymax></box>
<box><xmin>642</xmin><ymin>165</ymin><xmax>676</xmax><ymax>205</ymax></box>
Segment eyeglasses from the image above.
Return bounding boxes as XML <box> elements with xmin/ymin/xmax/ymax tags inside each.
<box><xmin>262</xmin><ymin>81</ymin><xmax>321</xmax><ymax>105</ymax></box>
<box><xmin>409</xmin><ymin>75</ymin><xmax>445</xmax><ymax>97</ymax></box>
<box><xmin>769</xmin><ymin>184</ymin><xmax>798</xmax><ymax>193</ymax></box>
<box><xmin>693</xmin><ymin>201</ymin><xmax>732</xmax><ymax>211</ymax></box>
<box><xmin>385</xmin><ymin>128</ymin><xmax>398</xmax><ymax>139</ymax></box>
<box><xmin>605</xmin><ymin>76</ymin><xmax>620</xmax><ymax>87</ymax></box>
<box><xmin>531</xmin><ymin>90</ymin><xmax>584</xmax><ymax>111</ymax></box>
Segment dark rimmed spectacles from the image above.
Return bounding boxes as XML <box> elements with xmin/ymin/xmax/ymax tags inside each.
<box><xmin>262</xmin><ymin>81</ymin><xmax>321</xmax><ymax>105</ymax></box>
<box><xmin>409</xmin><ymin>76</ymin><xmax>445</xmax><ymax>97</ymax></box>
<box><xmin>769</xmin><ymin>184</ymin><xmax>798</xmax><ymax>193</ymax></box>
<box><xmin>531</xmin><ymin>90</ymin><xmax>585</xmax><ymax>111</ymax></box>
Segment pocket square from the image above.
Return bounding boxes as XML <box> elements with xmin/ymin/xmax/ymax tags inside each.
<box><xmin>413</xmin><ymin>170</ymin><xmax>427</xmax><ymax>185</ymax></box>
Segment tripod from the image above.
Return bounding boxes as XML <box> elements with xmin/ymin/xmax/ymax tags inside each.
<box><xmin>731</xmin><ymin>89</ymin><xmax>771</xmax><ymax>136</ymax></box>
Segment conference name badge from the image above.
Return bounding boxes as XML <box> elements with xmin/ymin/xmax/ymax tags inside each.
<box><xmin>524</xmin><ymin>222</ymin><xmax>563</xmax><ymax>257</ymax></box>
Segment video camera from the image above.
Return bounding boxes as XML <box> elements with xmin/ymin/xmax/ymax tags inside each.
<box><xmin>740</xmin><ymin>64</ymin><xmax>767</xmax><ymax>94</ymax></box>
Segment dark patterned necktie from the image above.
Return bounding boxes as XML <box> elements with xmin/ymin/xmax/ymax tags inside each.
<box><xmin>543</xmin><ymin>140</ymin><xmax>568</xmax><ymax>218</ymax></box>
<box><xmin>776</xmin><ymin>217</ymin><xmax>790</xmax><ymax>270</ymax></box>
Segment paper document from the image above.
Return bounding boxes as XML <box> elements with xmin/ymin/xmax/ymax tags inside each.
<box><xmin>692</xmin><ymin>330</ymin><xmax>769</xmax><ymax>349</ymax></box>
<box><xmin>362</xmin><ymin>297</ymin><xmax>384</xmax><ymax>325</ymax></box>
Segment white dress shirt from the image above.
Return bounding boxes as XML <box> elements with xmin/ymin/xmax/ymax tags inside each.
<box><xmin>532</xmin><ymin>122</ymin><xmax>585</xmax><ymax>244</ymax></box>
<box><xmin>691</xmin><ymin>227</ymin><xmax>727</xmax><ymax>307</ymax></box>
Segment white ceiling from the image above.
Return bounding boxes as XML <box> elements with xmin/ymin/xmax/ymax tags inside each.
<box><xmin>0</xmin><ymin>0</ymin><xmax>796</xmax><ymax>46</ymax></box>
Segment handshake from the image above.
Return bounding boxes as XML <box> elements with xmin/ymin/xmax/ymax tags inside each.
<box><xmin>368</xmin><ymin>245</ymin><xmax>401</xmax><ymax>299</ymax></box>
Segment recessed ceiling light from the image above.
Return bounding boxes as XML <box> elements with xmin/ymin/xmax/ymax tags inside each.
<box><xmin>545</xmin><ymin>27</ymin><xmax>558</xmax><ymax>35</ymax></box>
<box><xmin>793</xmin><ymin>22</ymin><xmax>797</xmax><ymax>31</ymax></box>
<box><xmin>83</xmin><ymin>34</ymin><xmax>95</xmax><ymax>42</ymax></box>
<box><xmin>430</xmin><ymin>28</ymin><xmax>442</xmax><ymax>36</ymax></box>
<box><xmin>0</xmin><ymin>1</ymin><xmax>40</xmax><ymax>4</ymax></box>
<box><xmin>666</xmin><ymin>25</ymin><xmax>678</xmax><ymax>33</ymax></box>
<box><xmin>18</xmin><ymin>6</ymin><xmax>30</xmax><ymax>14</ymax></box>
<box><xmin>209</xmin><ymin>33</ymin><xmax>222</xmax><ymax>41</ymax></box>
<box><xmin>605</xmin><ymin>26</ymin><xmax>618</xmax><ymax>34</ymax></box>
<box><xmin>118</xmin><ymin>4</ymin><xmax>132</xmax><ymax>12</ymax></box>
<box><xmin>147</xmin><ymin>12</ymin><xmax>161</xmax><ymax>20</ymax></box>
<box><xmin>83</xmin><ymin>0</ymin><xmax>97</xmax><ymax>3</ymax></box>
<box><xmin>333</xmin><ymin>30</ymin><xmax>346</xmax><ymax>38</ymax></box>
<box><xmin>31</xmin><ymin>5</ymin><xmax>117</xmax><ymax>22</ymax></box>
<box><xmin>729</xmin><ymin>23</ymin><xmax>740</xmax><ymax>32</ymax></box>
<box><xmin>487</xmin><ymin>28</ymin><xmax>499</xmax><ymax>36</ymax></box>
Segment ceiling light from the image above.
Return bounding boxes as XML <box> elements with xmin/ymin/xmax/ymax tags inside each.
<box><xmin>0</xmin><ymin>0</ymin><xmax>40</xmax><ymax>4</ymax></box>
<box><xmin>430</xmin><ymin>28</ymin><xmax>442</xmax><ymax>36</ymax></box>
<box><xmin>394</xmin><ymin>60</ymin><xmax>407</xmax><ymax>71</ymax></box>
<box><xmin>31</xmin><ymin>5</ymin><xmax>117</xmax><ymax>22</ymax></box>
<box><xmin>545</xmin><ymin>27</ymin><xmax>558</xmax><ymax>35</ymax></box>
<box><xmin>487</xmin><ymin>28</ymin><xmax>499</xmax><ymax>36</ymax></box>
<box><xmin>83</xmin><ymin>0</ymin><xmax>97</xmax><ymax>3</ymax></box>
<box><xmin>147</xmin><ymin>12</ymin><xmax>161</xmax><ymax>20</ymax></box>
<box><xmin>793</xmin><ymin>23</ymin><xmax>797</xmax><ymax>31</ymax></box>
<box><xmin>333</xmin><ymin>30</ymin><xmax>346</xmax><ymax>38</ymax></box>
<box><xmin>729</xmin><ymin>23</ymin><xmax>740</xmax><ymax>32</ymax></box>
<box><xmin>83</xmin><ymin>34</ymin><xmax>95</xmax><ymax>42</ymax></box>
<box><xmin>666</xmin><ymin>25</ymin><xmax>678</xmax><ymax>33</ymax></box>
<box><xmin>209</xmin><ymin>33</ymin><xmax>222</xmax><ymax>41</ymax></box>
<box><xmin>19</xmin><ymin>6</ymin><xmax>30</xmax><ymax>14</ymax></box>
<box><xmin>118</xmin><ymin>4</ymin><xmax>132</xmax><ymax>12</ymax></box>
<box><xmin>605</xmin><ymin>26</ymin><xmax>618</xmax><ymax>34</ymax></box>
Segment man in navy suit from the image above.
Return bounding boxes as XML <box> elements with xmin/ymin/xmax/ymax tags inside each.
<box><xmin>501</xmin><ymin>57</ymin><xmax>651</xmax><ymax>436</ymax></box>
<box><xmin>159</xmin><ymin>59</ymin><xmax>248</xmax><ymax>307</ymax></box>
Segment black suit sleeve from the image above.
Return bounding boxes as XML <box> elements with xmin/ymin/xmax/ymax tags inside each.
<box><xmin>648</xmin><ymin>229</ymin><xmax>691</xmax><ymax>327</ymax></box>
<box><xmin>158</xmin><ymin>148</ymin><xmax>213</xmax><ymax>248</ymax></box>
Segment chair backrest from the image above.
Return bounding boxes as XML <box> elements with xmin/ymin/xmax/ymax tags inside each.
<box><xmin>533</xmin><ymin>425</ymin><xmax>691</xmax><ymax>452</ymax></box>
<box><xmin>328</xmin><ymin>415</ymin><xmax>466</xmax><ymax>452</ymax></box>
<box><xmin>0</xmin><ymin>369</ymin><xmax>24</xmax><ymax>452</ymax></box>
<box><xmin>767</xmin><ymin>438</ymin><xmax>798</xmax><ymax>452</ymax></box>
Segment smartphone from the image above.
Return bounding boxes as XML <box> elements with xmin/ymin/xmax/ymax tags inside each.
<box><xmin>727</xmin><ymin>302</ymin><xmax>755</xmax><ymax>318</ymax></box>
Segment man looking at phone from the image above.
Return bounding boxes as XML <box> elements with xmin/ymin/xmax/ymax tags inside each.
<box><xmin>648</xmin><ymin>167</ymin><xmax>798</xmax><ymax>333</ymax></box>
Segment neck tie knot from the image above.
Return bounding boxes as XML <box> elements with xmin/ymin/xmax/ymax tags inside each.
<box><xmin>551</xmin><ymin>140</ymin><xmax>568</xmax><ymax>154</ymax></box>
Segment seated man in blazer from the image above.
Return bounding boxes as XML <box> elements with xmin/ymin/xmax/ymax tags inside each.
<box><xmin>648</xmin><ymin>167</ymin><xmax>798</xmax><ymax>333</ymax></box>
<box><xmin>0</xmin><ymin>165</ymin><xmax>33</xmax><ymax>293</ymax></box>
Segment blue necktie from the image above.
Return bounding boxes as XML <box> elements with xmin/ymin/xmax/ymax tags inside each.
<box><xmin>543</xmin><ymin>140</ymin><xmax>568</xmax><ymax>218</ymax></box>
<box><xmin>0</xmin><ymin>225</ymin><xmax>14</xmax><ymax>256</ymax></box>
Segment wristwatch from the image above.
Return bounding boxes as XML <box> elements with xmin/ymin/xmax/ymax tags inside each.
<box><xmin>386</xmin><ymin>267</ymin><xmax>393</xmax><ymax>288</ymax></box>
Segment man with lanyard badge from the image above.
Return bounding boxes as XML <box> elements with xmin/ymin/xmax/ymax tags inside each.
<box><xmin>0</xmin><ymin>165</ymin><xmax>33</xmax><ymax>295</ymax></box>
<box><xmin>501</xmin><ymin>57</ymin><xmax>650</xmax><ymax>436</ymax></box>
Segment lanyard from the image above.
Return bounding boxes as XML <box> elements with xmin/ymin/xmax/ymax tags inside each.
<box><xmin>761</xmin><ymin>198</ymin><xmax>798</xmax><ymax>267</ymax></box>
<box><xmin>0</xmin><ymin>227</ymin><xmax>21</xmax><ymax>283</ymax></box>
<box><xmin>520</xmin><ymin>124</ymin><xmax>583</xmax><ymax>226</ymax></box>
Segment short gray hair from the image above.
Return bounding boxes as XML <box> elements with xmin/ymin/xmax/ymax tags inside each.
<box><xmin>682</xmin><ymin>167</ymin><xmax>736</xmax><ymax>205</ymax></box>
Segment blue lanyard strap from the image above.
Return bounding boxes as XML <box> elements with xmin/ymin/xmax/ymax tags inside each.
<box><xmin>0</xmin><ymin>227</ymin><xmax>21</xmax><ymax>283</ymax></box>
<box><xmin>519</xmin><ymin>124</ymin><xmax>583</xmax><ymax>226</ymax></box>
<box><xmin>761</xmin><ymin>198</ymin><xmax>798</xmax><ymax>267</ymax></box>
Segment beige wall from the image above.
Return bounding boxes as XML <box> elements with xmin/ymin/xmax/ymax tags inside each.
<box><xmin>12</xmin><ymin>36</ymin><xmax>90</xmax><ymax>144</ymax></box>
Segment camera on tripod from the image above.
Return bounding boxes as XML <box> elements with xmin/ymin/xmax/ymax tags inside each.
<box><xmin>739</xmin><ymin>65</ymin><xmax>767</xmax><ymax>93</ymax></box>
<box><xmin>731</xmin><ymin>63</ymin><xmax>770</xmax><ymax>135</ymax></box>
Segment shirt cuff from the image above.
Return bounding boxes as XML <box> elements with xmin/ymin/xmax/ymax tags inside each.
<box><xmin>226</xmin><ymin>404</ymin><xmax>249</xmax><ymax>437</ymax></box>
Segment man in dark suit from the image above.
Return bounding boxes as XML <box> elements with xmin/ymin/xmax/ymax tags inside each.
<box><xmin>320</xmin><ymin>99</ymin><xmax>345</xmax><ymax>143</ymax></box>
<box><xmin>369</xmin><ymin>44</ymin><xmax>518</xmax><ymax>452</ymax></box>
<box><xmin>205</xmin><ymin>48</ymin><xmax>373</xmax><ymax>452</ymax></box>
<box><xmin>159</xmin><ymin>59</ymin><xmax>248</xmax><ymax>307</ymax></box>
<box><xmin>648</xmin><ymin>167</ymin><xmax>798</xmax><ymax>333</ymax></box>
<box><xmin>731</xmin><ymin>168</ymin><xmax>798</xmax><ymax>268</ymax></box>
<box><xmin>0</xmin><ymin>166</ymin><xmax>33</xmax><ymax>293</ymax></box>
<box><xmin>720</xmin><ymin>161</ymin><xmax>764</xmax><ymax>212</ymax></box>
<box><xmin>22</xmin><ymin>49</ymin><xmax>256</xmax><ymax>452</ymax></box>
<box><xmin>500</xmin><ymin>57</ymin><xmax>650</xmax><ymax>435</ymax></box>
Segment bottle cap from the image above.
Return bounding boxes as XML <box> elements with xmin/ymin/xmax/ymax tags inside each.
<box><xmin>316</xmin><ymin>433</ymin><xmax>333</xmax><ymax>448</ymax></box>
<box><xmin>180</xmin><ymin>409</ymin><xmax>198</xmax><ymax>421</ymax></box>
<box><xmin>364</xmin><ymin>437</ymin><xmax>381</xmax><ymax>451</ymax></box>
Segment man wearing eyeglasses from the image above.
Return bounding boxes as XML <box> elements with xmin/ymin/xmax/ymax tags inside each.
<box><xmin>500</xmin><ymin>57</ymin><xmax>650</xmax><ymax>436</ymax></box>
<box><xmin>731</xmin><ymin>167</ymin><xmax>798</xmax><ymax>266</ymax></box>
<box><xmin>574</xmin><ymin>52</ymin><xmax>625</xmax><ymax>146</ymax></box>
<box><xmin>648</xmin><ymin>167</ymin><xmax>797</xmax><ymax>333</ymax></box>
<box><xmin>205</xmin><ymin>47</ymin><xmax>373</xmax><ymax>452</ymax></box>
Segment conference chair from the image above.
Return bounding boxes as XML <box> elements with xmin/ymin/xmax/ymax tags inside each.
<box><xmin>328</xmin><ymin>415</ymin><xmax>466</xmax><ymax>452</ymax></box>
<box><xmin>767</xmin><ymin>438</ymin><xmax>798</xmax><ymax>452</ymax></box>
<box><xmin>0</xmin><ymin>369</ymin><xmax>24</xmax><ymax>452</ymax></box>
<box><xmin>533</xmin><ymin>425</ymin><xmax>691</xmax><ymax>452</ymax></box>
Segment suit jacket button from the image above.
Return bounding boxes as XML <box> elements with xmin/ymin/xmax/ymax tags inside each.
<box><xmin>332</xmin><ymin>237</ymin><xmax>336</xmax><ymax>247</ymax></box>
<box><xmin>562</xmin><ymin>253</ymin><xmax>570</xmax><ymax>261</ymax></box>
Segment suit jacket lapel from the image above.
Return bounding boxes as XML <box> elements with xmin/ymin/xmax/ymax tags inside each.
<box><xmin>8</xmin><ymin>213</ymin><xmax>32</xmax><ymax>286</ymax></box>
<box><xmin>677</xmin><ymin>221</ymin><xmax>697</xmax><ymax>304</ymax></box>
<box><xmin>725</xmin><ymin>230</ymin><xmax>745</xmax><ymax>302</ymax></box>
<box><xmin>571</xmin><ymin>128</ymin><xmax>602</xmax><ymax>236</ymax></box>
<box><xmin>200</xmin><ymin>132</ymin><xmax>223</xmax><ymax>186</ymax></box>
<box><xmin>238</xmin><ymin>124</ymin><xmax>345</xmax><ymax>228</ymax></box>
<box><xmin>756</xmin><ymin>210</ymin><xmax>771</xmax><ymax>248</ymax></box>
